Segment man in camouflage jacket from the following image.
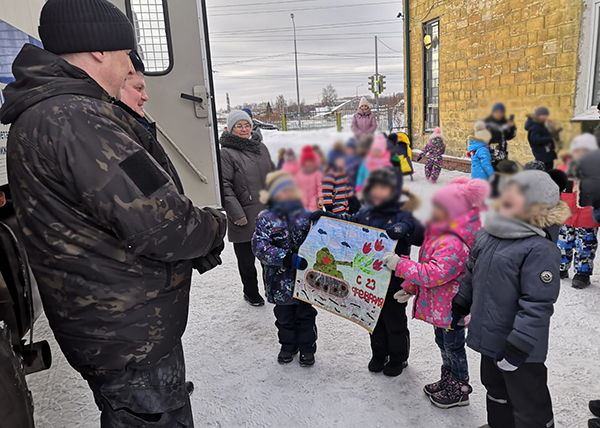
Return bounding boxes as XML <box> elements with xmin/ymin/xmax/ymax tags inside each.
<box><xmin>0</xmin><ymin>0</ymin><xmax>225</xmax><ymax>426</ymax></box>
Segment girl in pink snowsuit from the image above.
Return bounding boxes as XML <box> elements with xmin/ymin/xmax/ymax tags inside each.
<box><xmin>421</xmin><ymin>127</ymin><xmax>446</xmax><ymax>183</ymax></box>
<box><xmin>383</xmin><ymin>177</ymin><xmax>490</xmax><ymax>409</ymax></box>
<box><xmin>296</xmin><ymin>145</ymin><xmax>323</xmax><ymax>211</ymax></box>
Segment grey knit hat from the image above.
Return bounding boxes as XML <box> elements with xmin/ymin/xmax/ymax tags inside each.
<box><xmin>227</xmin><ymin>109</ymin><xmax>253</xmax><ymax>132</ymax></box>
<box><xmin>507</xmin><ymin>170</ymin><xmax>560</xmax><ymax>207</ymax></box>
<box><xmin>535</xmin><ymin>107</ymin><xmax>550</xmax><ymax>117</ymax></box>
<box><xmin>569</xmin><ymin>133</ymin><xmax>598</xmax><ymax>155</ymax></box>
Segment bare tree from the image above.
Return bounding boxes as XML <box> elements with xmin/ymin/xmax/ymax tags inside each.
<box><xmin>321</xmin><ymin>84</ymin><xmax>338</xmax><ymax>107</ymax></box>
<box><xmin>275</xmin><ymin>94</ymin><xmax>287</xmax><ymax>114</ymax></box>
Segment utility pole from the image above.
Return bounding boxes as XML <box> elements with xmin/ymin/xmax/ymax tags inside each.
<box><xmin>355</xmin><ymin>83</ymin><xmax>364</xmax><ymax>102</ymax></box>
<box><xmin>226</xmin><ymin>93</ymin><xmax>231</xmax><ymax>113</ymax></box>
<box><xmin>375</xmin><ymin>36</ymin><xmax>379</xmax><ymax>118</ymax></box>
<box><xmin>291</xmin><ymin>13</ymin><xmax>302</xmax><ymax>129</ymax></box>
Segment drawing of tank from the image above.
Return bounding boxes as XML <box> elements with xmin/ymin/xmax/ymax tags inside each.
<box><xmin>304</xmin><ymin>248</ymin><xmax>352</xmax><ymax>299</ymax></box>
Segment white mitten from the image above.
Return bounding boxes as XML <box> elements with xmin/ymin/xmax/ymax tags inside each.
<box><xmin>393</xmin><ymin>289</ymin><xmax>413</xmax><ymax>304</ymax></box>
<box><xmin>382</xmin><ymin>252</ymin><xmax>400</xmax><ymax>271</ymax></box>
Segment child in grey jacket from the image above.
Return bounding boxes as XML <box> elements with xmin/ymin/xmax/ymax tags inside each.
<box><xmin>452</xmin><ymin>170</ymin><xmax>571</xmax><ymax>428</ymax></box>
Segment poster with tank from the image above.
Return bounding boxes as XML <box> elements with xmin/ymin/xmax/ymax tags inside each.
<box><xmin>294</xmin><ymin>217</ymin><xmax>397</xmax><ymax>333</ymax></box>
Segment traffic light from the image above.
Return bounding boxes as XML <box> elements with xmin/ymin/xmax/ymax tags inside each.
<box><xmin>379</xmin><ymin>75</ymin><xmax>387</xmax><ymax>94</ymax></box>
<box><xmin>368</xmin><ymin>75</ymin><xmax>376</xmax><ymax>94</ymax></box>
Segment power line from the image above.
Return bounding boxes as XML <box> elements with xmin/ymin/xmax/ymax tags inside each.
<box><xmin>214</xmin><ymin>52</ymin><xmax>293</xmax><ymax>66</ymax></box>
<box><xmin>377</xmin><ymin>38</ymin><xmax>401</xmax><ymax>54</ymax></box>
<box><xmin>212</xmin><ymin>31</ymin><xmax>404</xmax><ymax>39</ymax></box>
<box><xmin>211</xmin><ymin>19</ymin><xmax>398</xmax><ymax>36</ymax></box>
<box><xmin>211</xmin><ymin>36</ymin><xmax>402</xmax><ymax>43</ymax></box>
<box><xmin>210</xmin><ymin>1</ymin><xmax>400</xmax><ymax>17</ymax></box>
<box><xmin>209</xmin><ymin>0</ymin><xmax>316</xmax><ymax>9</ymax></box>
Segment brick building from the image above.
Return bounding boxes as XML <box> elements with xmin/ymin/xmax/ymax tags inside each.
<box><xmin>403</xmin><ymin>0</ymin><xmax>599</xmax><ymax>163</ymax></box>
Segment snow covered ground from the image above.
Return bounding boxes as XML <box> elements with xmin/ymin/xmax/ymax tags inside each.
<box><xmin>28</xmin><ymin>131</ymin><xmax>600</xmax><ymax>427</ymax></box>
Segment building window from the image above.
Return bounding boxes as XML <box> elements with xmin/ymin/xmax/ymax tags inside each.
<box><xmin>126</xmin><ymin>0</ymin><xmax>173</xmax><ymax>76</ymax></box>
<box><xmin>423</xmin><ymin>19</ymin><xmax>440</xmax><ymax>131</ymax></box>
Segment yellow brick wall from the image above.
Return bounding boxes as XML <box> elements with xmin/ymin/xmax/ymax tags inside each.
<box><xmin>406</xmin><ymin>0</ymin><xmax>583</xmax><ymax>163</ymax></box>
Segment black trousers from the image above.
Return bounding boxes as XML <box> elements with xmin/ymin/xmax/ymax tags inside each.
<box><xmin>88</xmin><ymin>342</ymin><xmax>193</xmax><ymax>428</ymax></box>
<box><xmin>544</xmin><ymin>161</ymin><xmax>554</xmax><ymax>171</ymax></box>
<box><xmin>480</xmin><ymin>355</ymin><xmax>554</xmax><ymax>428</ymax></box>
<box><xmin>233</xmin><ymin>241</ymin><xmax>259</xmax><ymax>297</ymax></box>
<box><xmin>370</xmin><ymin>297</ymin><xmax>410</xmax><ymax>363</ymax></box>
<box><xmin>274</xmin><ymin>302</ymin><xmax>318</xmax><ymax>354</ymax></box>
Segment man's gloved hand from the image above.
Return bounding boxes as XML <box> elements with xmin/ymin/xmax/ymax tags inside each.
<box><xmin>386</xmin><ymin>223</ymin><xmax>409</xmax><ymax>240</ymax></box>
<box><xmin>382</xmin><ymin>252</ymin><xmax>400</xmax><ymax>271</ymax></box>
<box><xmin>495</xmin><ymin>342</ymin><xmax>528</xmax><ymax>372</ymax></box>
<box><xmin>234</xmin><ymin>216</ymin><xmax>248</xmax><ymax>227</ymax></box>
<box><xmin>309</xmin><ymin>210</ymin><xmax>334</xmax><ymax>222</ymax></box>
<box><xmin>193</xmin><ymin>242</ymin><xmax>225</xmax><ymax>275</ymax></box>
<box><xmin>283</xmin><ymin>253</ymin><xmax>308</xmax><ymax>270</ymax></box>
<box><xmin>393</xmin><ymin>289</ymin><xmax>413</xmax><ymax>304</ymax></box>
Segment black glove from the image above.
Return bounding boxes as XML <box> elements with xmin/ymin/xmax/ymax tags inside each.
<box><xmin>283</xmin><ymin>253</ymin><xmax>308</xmax><ymax>270</ymax></box>
<box><xmin>417</xmin><ymin>154</ymin><xmax>424</xmax><ymax>162</ymax></box>
<box><xmin>448</xmin><ymin>300</ymin><xmax>470</xmax><ymax>331</ymax></box>
<box><xmin>386</xmin><ymin>223</ymin><xmax>409</xmax><ymax>240</ymax></box>
<box><xmin>348</xmin><ymin>195</ymin><xmax>362</xmax><ymax>214</ymax></box>
<box><xmin>193</xmin><ymin>242</ymin><xmax>225</xmax><ymax>275</ymax></box>
<box><xmin>309</xmin><ymin>210</ymin><xmax>334</xmax><ymax>222</ymax></box>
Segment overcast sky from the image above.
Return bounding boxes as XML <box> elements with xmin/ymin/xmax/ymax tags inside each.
<box><xmin>205</xmin><ymin>0</ymin><xmax>405</xmax><ymax>109</ymax></box>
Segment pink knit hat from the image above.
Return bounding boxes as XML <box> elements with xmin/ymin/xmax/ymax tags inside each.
<box><xmin>432</xmin><ymin>177</ymin><xmax>490</xmax><ymax>220</ymax></box>
<box><xmin>371</xmin><ymin>134</ymin><xmax>388</xmax><ymax>153</ymax></box>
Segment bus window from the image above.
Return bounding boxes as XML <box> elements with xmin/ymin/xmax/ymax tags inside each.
<box><xmin>126</xmin><ymin>0</ymin><xmax>173</xmax><ymax>76</ymax></box>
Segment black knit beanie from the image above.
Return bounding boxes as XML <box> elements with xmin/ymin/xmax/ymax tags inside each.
<box><xmin>39</xmin><ymin>0</ymin><xmax>136</xmax><ymax>55</ymax></box>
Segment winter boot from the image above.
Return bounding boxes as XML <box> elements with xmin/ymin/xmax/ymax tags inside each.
<box><xmin>278</xmin><ymin>350</ymin><xmax>298</xmax><ymax>364</ymax></box>
<box><xmin>299</xmin><ymin>353</ymin><xmax>315</xmax><ymax>367</ymax></box>
<box><xmin>185</xmin><ymin>381</ymin><xmax>194</xmax><ymax>396</ymax></box>
<box><xmin>424</xmin><ymin>366</ymin><xmax>452</xmax><ymax>396</ymax></box>
<box><xmin>477</xmin><ymin>425</ymin><xmax>491</xmax><ymax>428</ymax></box>
<box><xmin>560</xmin><ymin>270</ymin><xmax>569</xmax><ymax>280</ymax></box>
<box><xmin>244</xmin><ymin>293</ymin><xmax>265</xmax><ymax>307</ymax></box>
<box><xmin>572</xmin><ymin>274</ymin><xmax>591</xmax><ymax>289</ymax></box>
<box><xmin>383</xmin><ymin>360</ymin><xmax>407</xmax><ymax>377</ymax></box>
<box><xmin>368</xmin><ymin>356</ymin><xmax>388</xmax><ymax>373</ymax></box>
<box><xmin>430</xmin><ymin>377</ymin><xmax>472</xmax><ymax>409</ymax></box>
<box><xmin>589</xmin><ymin>419</ymin><xmax>600</xmax><ymax>428</ymax></box>
<box><xmin>590</xmin><ymin>400</ymin><xmax>600</xmax><ymax>418</ymax></box>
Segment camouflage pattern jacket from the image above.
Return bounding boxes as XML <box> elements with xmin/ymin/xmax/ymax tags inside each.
<box><xmin>0</xmin><ymin>44</ymin><xmax>226</xmax><ymax>379</ymax></box>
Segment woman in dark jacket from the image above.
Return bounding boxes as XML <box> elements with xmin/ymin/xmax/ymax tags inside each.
<box><xmin>221</xmin><ymin>110</ymin><xmax>274</xmax><ymax>306</ymax></box>
<box><xmin>484</xmin><ymin>103</ymin><xmax>517</xmax><ymax>166</ymax></box>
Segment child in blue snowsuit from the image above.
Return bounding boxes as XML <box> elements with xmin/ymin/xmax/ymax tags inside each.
<box><xmin>311</xmin><ymin>168</ymin><xmax>424</xmax><ymax>377</ymax></box>
<box><xmin>469</xmin><ymin>121</ymin><xmax>495</xmax><ymax>180</ymax></box>
<box><xmin>252</xmin><ymin>171</ymin><xmax>317</xmax><ymax>367</ymax></box>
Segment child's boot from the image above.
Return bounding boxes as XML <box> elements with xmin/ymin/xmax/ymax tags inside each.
<box><xmin>382</xmin><ymin>359</ymin><xmax>408</xmax><ymax>377</ymax></box>
<box><xmin>368</xmin><ymin>356</ymin><xmax>388</xmax><ymax>373</ymax></box>
<box><xmin>573</xmin><ymin>274</ymin><xmax>591</xmax><ymax>289</ymax></box>
<box><xmin>430</xmin><ymin>377</ymin><xmax>472</xmax><ymax>409</ymax></box>
<box><xmin>277</xmin><ymin>349</ymin><xmax>298</xmax><ymax>364</ymax></box>
<box><xmin>424</xmin><ymin>365</ymin><xmax>451</xmax><ymax>396</ymax></box>
<box><xmin>299</xmin><ymin>352</ymin><xmax>315</xmax><ymax>367</ymax></box>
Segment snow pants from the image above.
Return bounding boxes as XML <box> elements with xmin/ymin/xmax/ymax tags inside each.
<box><xmin>274</xmin><ymin>302</ymin><xmax>318</xmax><ymax>354</ymax></box>
<box><xmin>558</xmin><ymin>225</ymin><xmax>598</xmax><ymax>276</ymax></box>
<box><xmin>370</xmin><ymin>297</ymin><xmax>410</xmax><ymax>363</ymax></box>
<box><xmin>88</xmin><ymin>342</ymin><xmax>194</xmax><ymax>428</ymax></box>
<box><xmin>424</xmin><ymin>155</ymin><xmax>443</xmax><ymax>183</ymax></box>
<box><xmin>481</xmin><ymin>355</ymin><xmax>554</xmax><ymax>428</ymax></box>
<box><xmin>434</xmin><ymin>326</ymin><xmax>468</xmax><ymax>381</ymax></box>
<box><xmin>233</xmin><ymin>241</ymin><xmax>260</xmax><ymax>299</ymax></box>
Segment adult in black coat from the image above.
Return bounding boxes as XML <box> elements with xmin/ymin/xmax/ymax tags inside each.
<box><xmin>525</xmin><ymin>107</ymin><xmax>557</xmax><ymax>171</ymax></box>
<box><xmin>484</xmin><ymin>103</ymin><xmax>517</xmax><ymax>166</ymax></box>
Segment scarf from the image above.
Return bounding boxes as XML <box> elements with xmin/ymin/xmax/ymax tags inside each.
<box><xmin>219</xmin><ymin>131</ymin><xmax>262</xmax><ymax>155</ymax></box>
<box><xmin>366</xmin><ymin>151</ymin><xmax>393</xmax><ymax>171</ymax></box>
<box><xmin>484</xmin><ymin>211</ymin><xmax>546</xmax><ymax>239</ymax></box>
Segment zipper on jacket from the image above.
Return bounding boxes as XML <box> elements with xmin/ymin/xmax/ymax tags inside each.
<box><xmin>165</xmin><ymin>263</ymin><xmax>172</xmax><ymax>289</ymax></box>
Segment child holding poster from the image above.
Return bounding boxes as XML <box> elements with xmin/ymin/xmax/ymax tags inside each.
<box><xmin>252</xmin><ymin>171</ymin><xmax>317</xmax><ymax>367</ymax></box>
<box><xmin>312</xmin><ymin>168</ymin><xmax>424</xmax><ymax>376</ymax></box>
<box><xmin>383</xmin><ymin>177</ymin><xmax>490</xmax><ymax>409</ymax></box>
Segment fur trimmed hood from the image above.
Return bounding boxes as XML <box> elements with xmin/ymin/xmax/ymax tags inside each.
<box><xmin>401</xmin><ymin>189</ymin><xmax>421</xmax><ymax>213</ymax></box>
<box><xmin>519</xmin><ymin>201</ymin><xmax>571</xmax><ymax>229</ymax></box>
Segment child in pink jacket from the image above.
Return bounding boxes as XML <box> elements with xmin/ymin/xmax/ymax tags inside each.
<box><xmin>296</xmin><ymin>145</ymin><xmax>323</xmax><ymax>211</ymax></box>
<box><xmin>383</xmin><ymin>177</ymin><xmax>490</xmax><ymax>410</ymax></box>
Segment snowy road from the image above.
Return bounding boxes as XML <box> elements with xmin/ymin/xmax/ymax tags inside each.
<box><xmin>27</xmin><ymin>131</ymin><xmax>600</xmax><ymax>427</ymax></box>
